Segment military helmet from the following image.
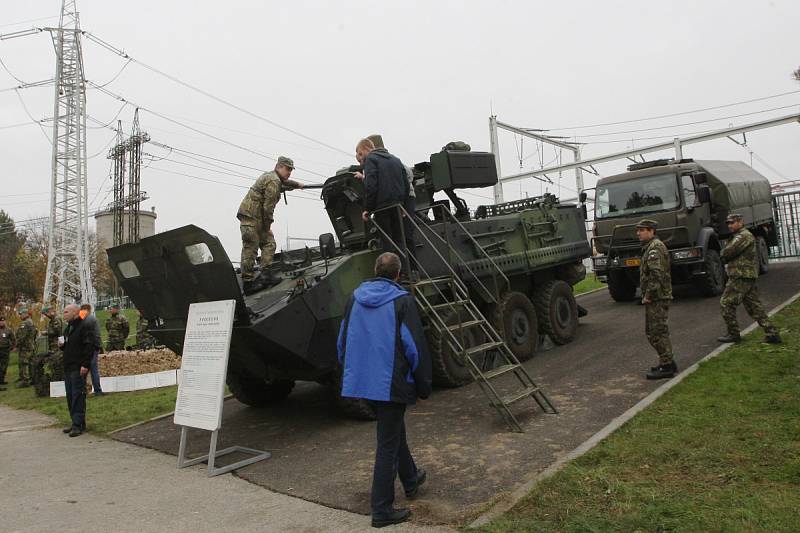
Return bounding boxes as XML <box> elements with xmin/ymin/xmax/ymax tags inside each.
<box><xmin>635</xmin><ymin>219</ymin><xmax>658</xmax><ymax>229</ymax></box>
<box><xmin>725</xmin><ymin>213</ymin><xmax>743</xmax><ymax>223</ymax></box>
<box><xmin>277</xmin><ymin>156</ymin><xmax>294</xmax><ymax>169</ymax></box>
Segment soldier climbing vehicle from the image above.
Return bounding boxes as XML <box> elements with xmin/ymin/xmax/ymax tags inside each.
<box><xmin>107</xmin><ymin>145</ymin><xmax>592</xmax><ymax>431</ymax></box>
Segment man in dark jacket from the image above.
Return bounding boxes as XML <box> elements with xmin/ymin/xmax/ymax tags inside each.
<box><xmin>80</xmin><ymin>303</ymin><xmax>104</xmax><ymax>396</ymax></box>
<box><xmin>337</xmin><ymin>252</ymin><xmax>432</xmax><ymax>528</ymax></box>
<box><xmin>357</xmin><ymin>139</ymin><xmax>412</xmax><ymax>269</ymax></box>
<box><xmin>59</xmin><ymin>304</ymin><xmax>94</xmax><ymax>437</ymax></box>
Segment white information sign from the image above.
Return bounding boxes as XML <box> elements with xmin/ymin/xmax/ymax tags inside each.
<box><xmin>173</xmin><ymin>300</ymin><xmax>236</xmax><ymax>431</ymax></box>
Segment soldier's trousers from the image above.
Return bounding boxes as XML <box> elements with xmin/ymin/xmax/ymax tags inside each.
<box><xmin>720</xmin><ymin>278</ymin><xmax>777</xmax><ymax>336</ymax></box>
<box><xmin>240</xmin><ymin>223</ymin><xmax>276</xmax><ymax>282</ymax></box>
<box><xmin>106</xmin><ymin>339</ymin><xmax>125</xmax><ymax>352</ymax></box>
<box><xmin>645</xmin><ymin>300</ymin><xmax>673</xmax><ymax>365</ymax></box>
<box><xmin>0</xmin><ymin>349</ymin><xmax>8</xmax><ymax>382</ymax></box>
<box><xmin>18</xmin><ymin>350</ymin><xmax>33</xmax><ymax>384</ymax></box>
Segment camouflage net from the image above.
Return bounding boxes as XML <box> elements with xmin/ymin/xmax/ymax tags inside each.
<box><xmin>99</xmin><ymin>348</ymin><xmax>181</xmax><ymax>377</ymax></box>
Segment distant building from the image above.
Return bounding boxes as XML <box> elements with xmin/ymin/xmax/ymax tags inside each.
<box><xmin>94</xmin><ymin>206</ymin><xmax>157</xmax><ymax>250</ymax></box>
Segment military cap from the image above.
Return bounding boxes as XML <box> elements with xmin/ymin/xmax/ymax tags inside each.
<box><xmin>725</xmin><ymin>213</ymin><xmax>743</xmax><ymax>223</ymax></box>
<box><xmin>277</xmin><ymin>156</ymin><xmax>294</xmax><ymax>169</ymax></box>
<box><xmin>110</xmin><ymin>302</ymin><xmax>119</xmax><ymax>309</ymax></box>
<box><xmin>42</xmin><ymin>305</ymin><xmax>51</xmax><ymax>313</ymax></box>
<box><xmin>18</xmin><ymin>307</ymin><xmax>29</xmax><ymax>315</ymax></box>
<box><xmin>635</xmin><ymin>219</ymin><xmax>658</xmax><ymax>229</ymax></box>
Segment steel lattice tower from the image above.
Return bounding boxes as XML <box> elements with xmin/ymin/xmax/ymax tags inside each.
<box><xmin>42</xmin><ymin>0</ymin><xmax>94</xmax><ymax>308</ymax></box>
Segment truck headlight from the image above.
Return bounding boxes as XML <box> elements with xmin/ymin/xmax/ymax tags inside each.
<box><xmin>671</xmin><ymin>248</ymin><xmax>701</xmax><ymax>261</ymax></box>
<box><xmin>593</xmin><ymin>256</ymin><xmax>607</xmax><ymax>268</ymax></box>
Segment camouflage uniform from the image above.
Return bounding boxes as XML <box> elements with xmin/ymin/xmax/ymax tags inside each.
<box><xmin>720</xmin><ymin>227</ymin><xmax>777</xmax><ymax>338</ymax></box>
<box><xmin>640</xmin><ymin>235</ymin><xmax>674</xmax><ymax>365</ymax></box>
<box><xmin>46</xmin><ymin>314</ymin><xmax>65</xmax><ymax>353</ymax></box>
<box><xmin>237</xmin><ymin>170</ymin><xmax>281</xmax><ymax>282</ymax></box>
<box><xmin>105</xmin><ymin>313</ymin><xmax>130</xmax><ymax>351</ymax></box>
<box><xmin>16</xmin><ymin>317</ymin><xmax>38</xmax><ymax>385</ymax></box>
<box><xmin>0</xmin><ymin>324</ymin><xmax>16</xmax><ymax>385</ymax></box>
<box><xmin>136</xmin><ymin>317</ymin><xmax>156</xmax><ymax>348</ymax></box>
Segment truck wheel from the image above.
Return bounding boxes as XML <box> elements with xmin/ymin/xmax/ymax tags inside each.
<box><xmin>226</xmin><ymin>371</ymin><xmax>295</xmax><ymax>407</ymax></box>
<box><xmin>757</xmin><ymin>236</ymin><xmax>769</xmax><ymax>275</ymax></box>
<box><xmin>427</xmin><ymin>308</ymin><xmax>486</xmax><ymax>387</ymax></box>
<box><xmin>330</xmin><ymin>367</ymin><xmax>377</xmax><ymax>421</ymax></box>
<box><xmin>492</xmin><ymin>291</ymin><xmax>538</xmax><ymax>362</ymax></box>
<box><xmin>533</xmin><ymin>280</ymin><xmax>579</xmax><ymax>345</ymax></box>
<box><xmin>698</xmin><ymin>249</ymin><xmax>725</xmax><ymax>296</ymax></box>
<box><xmin>607</xmin><ymin>270</ymin><xmax>637</xmax><ymax>302</ymax></box>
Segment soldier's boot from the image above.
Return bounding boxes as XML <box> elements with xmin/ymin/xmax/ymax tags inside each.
<box><xmin>717</xmin><ymin>333</ymin><xmax>741</xmax><ymax>343</ymax></box>
<box><xmin>763</xmin><ymin>333</ymin><xmax>783</xmax><ymax>344</ymax></box>
<box><xmin>646</xmin><ymin>362</ymin><xmax>677</xmax><ymax>380</ymax></box>
<box><xmin>242</xmin><ymin>277</ymin><xmax>266</xmax><ymax>296</ymax></box>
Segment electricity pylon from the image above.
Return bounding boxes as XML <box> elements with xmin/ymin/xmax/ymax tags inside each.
<box><xmin>42</xmin><ymin>0</ymin><xmax>95</xmax><ymax>308</ymax></box>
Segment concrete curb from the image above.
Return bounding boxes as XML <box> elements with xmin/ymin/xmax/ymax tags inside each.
<box><xmin>575</xmin><ymin>285</ymin><xmax>608</xmax><ymax>298</ymax></box>
<box><xmin>469</xmin><ymin>288</ymin><xmax>800</xmax><ymax>529</ymax></box>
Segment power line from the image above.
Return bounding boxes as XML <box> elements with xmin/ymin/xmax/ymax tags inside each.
<box><xmin>0</xmin><ymin>15</ymin><xmax>58</xmax><ymax>29</ymax></box>
<box><xmin>82</xmin><ymin>31</ymin><xmax>353</xmax><ymax>157</ymax></box>
<box><xmin>571</xmin><ymin>103</ymin><xmax>800</xmax><ymax>139</ymax></box>
<box><xmin>14</xmin><ymin>88</ymin><xmax>51</xmax><ymax>144</ymax></box>
<box><xmin>547</xmin><ymin>89</ymin><xmax>800</xmax><ymax>131</ymax></box>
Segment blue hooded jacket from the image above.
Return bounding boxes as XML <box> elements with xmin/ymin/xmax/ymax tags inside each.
<box><xmin>337</xmin><ymin>278</ymin><xmax>432</xmax><ymax>403</ymax></box>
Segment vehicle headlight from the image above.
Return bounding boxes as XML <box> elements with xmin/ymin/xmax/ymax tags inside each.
<box><xmin>593</xmin><ymin>256</ymin><xmax>607</xmax><ymax>268</ymax></box>
<box><xmin>671</xmin><ymin>248</ymin><xmax>701</xmax><ymax>261</ymax></box>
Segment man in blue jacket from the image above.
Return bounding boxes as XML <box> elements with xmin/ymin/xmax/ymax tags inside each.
<box><xmin>337</xmin><ymin>252</ymin><xmax>432</xmax><ymax>528</ymax></box>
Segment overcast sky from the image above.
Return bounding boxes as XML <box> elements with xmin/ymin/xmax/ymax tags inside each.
<box><xmin>1</xmin><ymin>0</ymin><xmax>798</xmax><ymax>260</ymax></box>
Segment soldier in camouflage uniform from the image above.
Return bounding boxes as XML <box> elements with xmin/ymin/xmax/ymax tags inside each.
<box><xmin>0</xmin><ymin>315</ymin><xmax>16</xmax><ymax>390</ymax></box>
<box><xmin>717</xmin><ymin>213</ymin><xmax>782</xmax><ymax>344</ymax></box>
<box><xmin>105</xmin><ymin>304</ymin><xmax>130</xmax><ymax>352</ymax></box>
<box><xmin>237</xmin><ymin>156</ymin><xmax>304</xmax><ymax>294</ymax></box>
<box><xmin>135</xmin><ymin>309</ymin><xmax>157</xmax><ymax>349</ymax></box>
<box><xmin>43</xmin><ymin>305</ymin><xmax>65</xmax><ymax>354</ymax></box>
<box><xmin>16</xmin><ymin>308</ymin><xmax>38</xmax><ymax>387</ymax></box>
<box><xmin>637</xmin><ymin>219</ymin><xmax>678</xmax><ymax>380</ymax></box>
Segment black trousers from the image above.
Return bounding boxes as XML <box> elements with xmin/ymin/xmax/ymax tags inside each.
<box><xmin>368</xmin><ymin>400</ymin><xmax>418</xmax><ymax>517</ymax></box>
<box><xmin>64</xmin><ymin>369</ymin><xmax>87</xmax><ymax>430</ymax></box>
<box><xmin>373</xmin><ymin>207</ymin><xmax>415</xmax><ymax>274</ymax></box>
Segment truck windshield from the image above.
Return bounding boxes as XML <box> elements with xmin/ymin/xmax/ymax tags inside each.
<box><xmin>595</xmin><ymin>173</ymin><xmax>680</xmax><ymax>219</ymax></box>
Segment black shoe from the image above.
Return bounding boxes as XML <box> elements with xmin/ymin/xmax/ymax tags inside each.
<box><xmin>371</xmin><ymin>508</ymin><xmax>410</xmax><ymax>528</ymax></box>
<box><xmin>405</xmin><ymin>468</ymin><xmax>427</xmax><ymax>499</ymax></box>
<box><xmin>764</xmin><ymin>334</ymin><xmax>783</xmax><ymax>344</ymax></box>
<box><xmin>717</xmin><ymin>334</ymin><xmax>741</xmax><ymax>343</ymax></box>
<box><xmin>242</xmin><ymin>278</ymin><xmax>266</xmax><ymax>295</ymax></box>
<box><xmin>68</xmin><ymin>426</ymin><xmax>83</xmax><ymax>437</ymax></box>
<box><xmin>646</xmin><ymin>362</ymin><xmax>677</xmax><ymax>380</ymax></box>
<box><xmin>62</xmin><ymin>426</ymin><xmax>72</xmax><ymax>433</ymax></box>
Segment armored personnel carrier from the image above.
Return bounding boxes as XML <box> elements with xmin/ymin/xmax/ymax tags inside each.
<box><xmin>108</xmin><ymin>146</ymin><xmax>591</xmax><ymax>430</ymax></box>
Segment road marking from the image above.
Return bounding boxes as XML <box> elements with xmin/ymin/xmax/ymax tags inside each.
<box><xmin>469</xmin><ymin>288</ymin><xmax>800</xmax><ymax>529</ymax></box>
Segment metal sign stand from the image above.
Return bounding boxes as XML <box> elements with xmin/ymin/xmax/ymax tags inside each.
<box><xmin>177</xmin><ymin>426</ymin><xmax>270</xmax><ymax>477</ymax></box>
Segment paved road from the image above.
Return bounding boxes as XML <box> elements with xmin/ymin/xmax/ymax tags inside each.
<box><xmin>114</xmin><ymin>262</ymin><xmax>800</xmax><ymax>525</ymax></box>
<box><xmin>0</xmin><ymin>407</ymin><xmax>447</xmax><ymax>532</ymax></box>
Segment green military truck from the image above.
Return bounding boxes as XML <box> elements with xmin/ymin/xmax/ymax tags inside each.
<box><xmin>591</xmin><ymin>158</ymin><xmax>776</xmax><ymax>301</ymax></box>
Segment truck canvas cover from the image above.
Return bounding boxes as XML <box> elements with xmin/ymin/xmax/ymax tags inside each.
<box><xmin>696</xmin><ymin>160</ymin><xmax>773</xmax><ymax>226</ymax></box>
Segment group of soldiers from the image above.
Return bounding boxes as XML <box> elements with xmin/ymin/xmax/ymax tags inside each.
<box><xmin>0</xmin><ymin>302</ymin><xmax>157</xmax><ymax>392</ymax></box>
<box><xmin>638</xmin><ymin>213</ymin><xmax>782</xmax><ymax>380</ymax></box>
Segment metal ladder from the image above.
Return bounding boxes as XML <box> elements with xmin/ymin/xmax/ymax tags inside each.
<box><xmin>370</xmin><ymin>204</ymin><xmax>557</xmax><ymax>432</ymax></box>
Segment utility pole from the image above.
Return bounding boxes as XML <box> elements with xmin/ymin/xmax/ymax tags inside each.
<box><xmin>42</xmin><ymin>0</ymin><xmax>95</xmax><ymax>309</ymax></box>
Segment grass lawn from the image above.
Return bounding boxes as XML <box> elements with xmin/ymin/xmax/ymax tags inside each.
<box><xmin>574</xmin><ymin>274</ymin><xmax>605</xmax><ymax>295</ymax></box>
<box><xmin>94</xmin><ymin>308</ymin><xmax>139</xmax><ymax>348</ymax></box>
<box><xmin>476</xmin><ymin>300</ymin><xmax>800</xmax><ymax>532</ymax></box>
<box><xmin>0</xmin><ymin>349</ymin><xmax>178</xmax><ymax>435</ymax></box>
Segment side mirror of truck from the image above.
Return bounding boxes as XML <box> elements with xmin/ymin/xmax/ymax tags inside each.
<box><xmin>579</xmin><ymin>191</ymin><xmax>588</xmax><ymax>203</ymax></box>
<box><xmin>319</xmin><ymin>233</ymin><xmax>337</xmax><ymax>260</ymax></box>
<box><xmin>694</xmin><ymin>172</ymin><xmax>708</xmax><ymax>185</ymax></box>
<box><xmin>697</xmin><ymin>185</ymin><xmax>711</xmax><ymax>204</ymax></box>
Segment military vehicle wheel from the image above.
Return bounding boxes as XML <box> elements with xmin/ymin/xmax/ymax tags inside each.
<box><xmin>427</xmin><ymin>308</ymin><xmax>486</xmax><ymax>387</ymax></box>
<box><xmin>226</xmin><ymin>372</ymin><xmax>295</xmax><ymax>407</ymax></box>
<box><xmin>335</xmin><ymin>396</ymin><xmax>377</xmax><ymax>420</ymax></box>
<box><xmin>607</xmin><ymin>270</ymin><xmax>637</xmax><ymax>302</ymax></box>
<box><xmin>534</xmin><ymin>280</ymin><xmax>578</xmax><ymax>345</ymax></box>
<box><xmin>756</xmin><ymin>236</ymin><xmax>769</xmax><ymax>275</ymax></box>
<box><xmin>698</xmin><ymin>249</ymin><xmax>725</xmax><ymax>296</ymax></box>
<box><xmin>492</xmin><ymin>291</ymin><xmax>538</xmax><ymax>362</ymax></box>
